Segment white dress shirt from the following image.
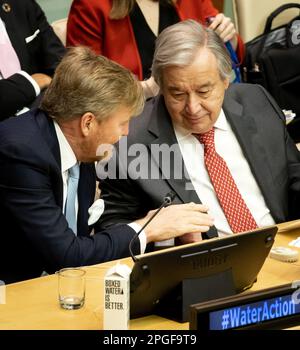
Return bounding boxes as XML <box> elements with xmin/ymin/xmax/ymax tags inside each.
<box><xmin>174</xmin><ymin>109</ymin><xmax>275</xmax><ymax>236</ymax></box>
<box><xmin>54</xmin><ymin>122</ymin><xmax>146</xmax><ymax>252</ymax></box>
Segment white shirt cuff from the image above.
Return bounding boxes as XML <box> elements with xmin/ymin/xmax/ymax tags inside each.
<box><xmin>18</xmin><ymin>71</ymin><xmax>40</xmax><ymax>96</ymax></box>
<box><xmin>155</xmin><ymin>238</ymin><xmax>174</xmax><ymax>247</ymax></box>
<box><xmin>127</xmin><ymin>222</ymin><xmax>147</xmax><ymax>254</ymax></box>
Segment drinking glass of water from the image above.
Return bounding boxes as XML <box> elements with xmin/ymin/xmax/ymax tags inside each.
<box><xmin>57</xmin><ymin>268</ymin><xmax>86</xmax><ymax>310</ymax></box>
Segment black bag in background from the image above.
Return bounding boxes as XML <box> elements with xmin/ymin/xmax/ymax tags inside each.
<box><xmin>243</xmin><ymin>3</ymin><xmax>300</xmax><ymax>142</ymax></box>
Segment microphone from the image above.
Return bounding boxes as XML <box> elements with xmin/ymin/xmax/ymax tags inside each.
<box><xmin>129</xmin><ymin>190</ymin><xmax>176</xmax><ymax>262</ymax></box>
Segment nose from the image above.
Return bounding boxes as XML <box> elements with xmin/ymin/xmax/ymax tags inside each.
<box><xmin>185</xmin><ymin>94</ymin><xmax>202</xmax><ymax>115</ymax></box>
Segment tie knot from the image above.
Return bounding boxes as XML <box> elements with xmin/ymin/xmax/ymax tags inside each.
<box><xmin>197</xmin><ymin>128</ymin><xmax>215</xmax><ymax>149</ymax></box>
<box><xmin>68</xmin><ymin>163</ymin><xmax>80</xmax><ymax>179</ymax></box>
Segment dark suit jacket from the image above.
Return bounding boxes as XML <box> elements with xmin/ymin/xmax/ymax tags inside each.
<box><xmin>0</xmin><ymin>0</ymin><xmax>65</xmax><ymax>120</ymax></box>
<box><xmin>0</xmin><ymin>109</ymin><xmax>139</xmax><ymax>284</ymax></box>
<box><xmin>97</xmin><ymin>84</ymin><xmax>300</xmax><ymax>237</ymax></box>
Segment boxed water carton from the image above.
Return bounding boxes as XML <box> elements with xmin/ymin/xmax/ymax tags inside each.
<box><xmin>103</xmin><ymin>262</ymin><xmax>131</xmax><ymax>330</ymax></box>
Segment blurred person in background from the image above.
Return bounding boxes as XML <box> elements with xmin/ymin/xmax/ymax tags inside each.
<box><xmin>0</xmin><ymin>0</ymin><xmax>65</xmax><ymax>120</ymax></box>
<box><xmin>67</xmin><ymin>0</ymin><xmax>244</xmax><ymax>98</ymax></box>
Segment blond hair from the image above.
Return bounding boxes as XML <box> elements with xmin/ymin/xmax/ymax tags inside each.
<box><xmin>41</xmin><ymin>46</ymin><xmax>144</xmax><ymax>121</ymax></box>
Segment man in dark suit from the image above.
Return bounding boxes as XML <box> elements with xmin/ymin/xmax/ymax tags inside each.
<box><xmin>0</xmin><ymin>0</ymin><xmax>65</xmax><ymax>120</ymax></box>
<box><xmin>97</xmin><ymin>20</ymin><xmax>300</xmax><ymax>242</ymax></box>
<box><xmin>0</xmin><ymin>46</ymin><xmax>213</xmax><ymax>284</ymax></box>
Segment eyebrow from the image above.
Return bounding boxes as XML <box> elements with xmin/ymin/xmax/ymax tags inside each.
<box><xmin>168</xmin><ymin>87</ymin><xmax>184</xmax><ymax>92</ymax></box>
<box><xmin>168</xmin><ymin>83</ymin><xmax>213</xmax><ymax>91</ymax></box>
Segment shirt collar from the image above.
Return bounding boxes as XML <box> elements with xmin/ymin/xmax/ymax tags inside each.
<box><xmin>54</xmin><ymin>121</ymin><xmax>77</xmax><ymax>173</ymax></box>
<box><xmin>174</xmin><ymin>108</ymin><xmax>228</xmax><ymax>141</ymax></box>
<box><xmin>214</xmin><ymin>109</ymin><xmax>228</xmax><ymax>131</ymax></box>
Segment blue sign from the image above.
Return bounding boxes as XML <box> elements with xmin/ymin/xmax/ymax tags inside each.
<box><xmin>209</xmin><ymin>294</ymin><xmax>300</xmax><ymax>330</ymax></box>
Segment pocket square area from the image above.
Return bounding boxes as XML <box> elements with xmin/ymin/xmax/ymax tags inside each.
<box><xmin>88</xmin><ymin>199</ymin><xmax>105</xmax><ymax>226</ymax></box>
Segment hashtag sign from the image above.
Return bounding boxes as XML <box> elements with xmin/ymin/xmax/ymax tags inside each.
<box><xmin>221</xmin><ymin>310</ymin><xmax>229</xmax><ymax>330</ymax></box>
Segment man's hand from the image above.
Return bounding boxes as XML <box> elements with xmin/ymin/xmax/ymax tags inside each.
<box><xmin>208</xmin><ymin>13</ymin><xmax>238</xmax><ymax>50</ymax></box>
<box><xmin>31</xmin><ymin>73</ymin><xmax>52</xmax><ymax>90</ymax></box>
<box><xmin>135</xmin><ymin>203</ymin><xmax>214</xmax><ymax>244</ymax></box>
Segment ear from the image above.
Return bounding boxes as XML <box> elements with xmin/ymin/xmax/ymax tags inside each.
<box><xmin>223</xmin><ymin>78</ymin><xmax>230</xmax><ymax>90</ymax></box>
<box><xmin>80</xmin><ymin>112</ymin><xmax>96</xmax><ymax>136</ymax></box>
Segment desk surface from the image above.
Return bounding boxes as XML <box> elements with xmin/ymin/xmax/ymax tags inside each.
<box><xmin>1</xmin><ymin>223</ymin><xmax>300</xmax><ymax>330</ymax></box>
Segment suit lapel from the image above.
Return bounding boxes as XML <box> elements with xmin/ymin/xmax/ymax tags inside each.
<box><xmin>34</xmin><ymin>109</ymin><xmax>63</xmax><ymax>209</ymax></box>
<box><xmin>223</xmin><ymin>92</ymin><xmax>276</xmax><ymax>212</ymax></box>
<box><xmin>147</xmin><ymin>96</ymin><xmax>200</xmax><ymax>204</ymax></box>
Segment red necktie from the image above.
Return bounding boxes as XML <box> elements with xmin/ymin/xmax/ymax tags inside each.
<box><xmin>196</xmin><ymin>128</ymin><xmax>257</xmax><ymax>233</ymax></box>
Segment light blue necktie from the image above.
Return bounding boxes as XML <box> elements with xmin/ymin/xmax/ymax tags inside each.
<box><xmin>65</xmin><ymin>163</ymin><xmax>80</xmax><ymax>235</ymax></box>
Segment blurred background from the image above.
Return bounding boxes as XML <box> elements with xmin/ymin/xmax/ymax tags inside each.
<box><xmin>36</xmin><ymin>0</ymin><xmax>233</xmax><ymax>23</ymax></box>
